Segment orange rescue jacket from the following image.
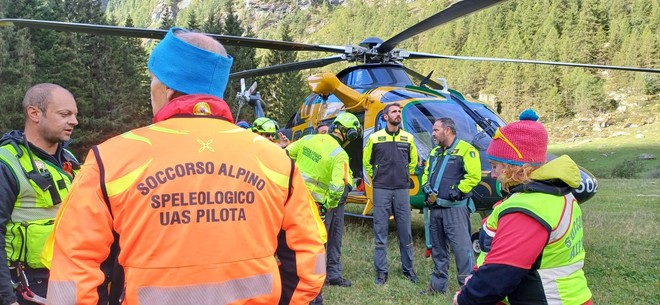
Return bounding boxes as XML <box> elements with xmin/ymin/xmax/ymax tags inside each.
<box><xmin>47</xmin><ymin>95</ymin><xmax>326</xmax><ymax>305</ymax></box>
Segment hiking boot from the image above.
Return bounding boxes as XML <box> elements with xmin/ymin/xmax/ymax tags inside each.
<box><xmin>326</xmin><ymin>277</ymin><xmax>351</xmax><ymax>287</ymax></box>
<box><xmin>374</xmin><ymin>272</ymin><xmax>388</xmax><ymax>285</ymax></box>
<box><xmin>403</xmin><ymin>271</ymin><xmax>418</xmax><ymax>283</ymax></box>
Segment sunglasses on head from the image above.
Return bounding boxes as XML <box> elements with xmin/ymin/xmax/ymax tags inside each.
<box><xmin>493</xmin><ymin>128</ymin><xmax>523</xmax><ymax>159</ymax></box>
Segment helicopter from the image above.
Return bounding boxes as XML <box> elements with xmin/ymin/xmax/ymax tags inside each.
<box><xmin>1</xmin><ymin>0</ymin><xmax>658</xmax><ymax>222</ymax></box>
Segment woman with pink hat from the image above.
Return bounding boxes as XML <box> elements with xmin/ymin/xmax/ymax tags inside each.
<box><xmin>453</xmin><ymin>109</ymin><xmax>593</xmax><ymax>305</ymax></box>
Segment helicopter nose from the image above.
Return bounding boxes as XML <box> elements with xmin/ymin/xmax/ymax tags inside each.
<box><xmin>572</xmin><ymin>167</ymin><xmax>598</xmax><ymax>204</ymax></box>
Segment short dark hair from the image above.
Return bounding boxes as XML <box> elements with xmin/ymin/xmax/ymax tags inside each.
<box><xmin>317</xmin><ymin>121</ymin><xmax>331</xmax><ymax>131</ymax></box>
<box><xmin>435</xmin><ymin>117</ymin><xmax>456</xmax><ymax>135</ymax></box>
<box><xmin>382</xmin><ymin>103</ymin><xmax>401</xmax><ymax>116</ymax></box>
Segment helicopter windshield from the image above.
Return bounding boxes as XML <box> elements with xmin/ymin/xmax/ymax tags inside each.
<box><xmin>467</xmin><ymin>103</ymin><xmax>506</xmax><ymax>129</ymax></box>
<box><xmin>402</xmin><ymin>101</ymin><xmax>481</xmax><ymax>160</ymax></box>
<box><xmin>339</xmin><ymin>65</ymin><xmax>414</xmax><ymax>89</ymax></box>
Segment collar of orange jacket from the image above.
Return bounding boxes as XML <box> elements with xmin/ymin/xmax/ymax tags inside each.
<box><xmin>153</xmin><ymin>94</ymin><xmax>234</xmax><ymax>123</ymax></box>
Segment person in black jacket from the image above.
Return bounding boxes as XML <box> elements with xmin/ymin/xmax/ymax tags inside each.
<box><xmin>363</xmin><ymin>103</ymin><xmax>419</xmax><ymax>285</ymax></box>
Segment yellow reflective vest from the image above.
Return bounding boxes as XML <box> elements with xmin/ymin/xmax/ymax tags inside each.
<box><xmin>484</xmin><ymin>191</ymin><xmax>592</xmax><ymax>304</ymax></box>
<box><xmin>0</xmin><ymin>143</ymin><xmax>76</xmax><ymax>269</ymax></box>
<box><xmin>286</xmin><ymin>134</ymin><xmax>351</xmax><ymax>208</ymax></box>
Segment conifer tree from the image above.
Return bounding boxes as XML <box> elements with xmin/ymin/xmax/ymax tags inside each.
<box><xmin>260</xmin><ymin>23</ymin><xmax>307</xmax><ymax>124</ymax></box>
<box><xmin>187</xmin><ymin>10</ymin><xmax>199</xmax><ymax>30</ymax></box>
<box><xmin>160</xmin><ymin>5</ymin><xmax>175</xmax><ymax>30</ymax></box>
<box><xmin>0</xmin><ymin>27</ymin><xmax>35</xmax><ymax>131</ymax></box>
<box><xmin>222</xmin><ymin>1</ymin><xmax>257</xmax><ymax>121</ymax></box>
<box><xmin>202</xmin><ymin>10</ymin><xmax>223</xmax><ymax>34</ymax></box>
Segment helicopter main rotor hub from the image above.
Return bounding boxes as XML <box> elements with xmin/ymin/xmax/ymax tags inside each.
<box><xmin>343</xmin><ymin>45</ymin><xmax>409</xmax><ymax>64</ymax></box>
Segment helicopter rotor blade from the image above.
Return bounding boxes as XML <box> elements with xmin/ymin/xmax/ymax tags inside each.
<box><xmin>0</xmin><ymin>18</ymin><xmax>347</xmax><ymax>53</ymax></box>
<box><xmin>378</xmin><ymin>0</ymin><xmax>505</xmax><ymax>53</ymax></box>
<box><xmin>407</xmin><ymin>52</ymin><xmax>660</xmax><ymax>73</ymax></box>
<box><xmin>229</xmin><ymin>55</ymin><xmax>345</xmax><ymax>80</ymax></box>
<box><xmin>240</xmin><ymin>79</ymin><xmax>247</xmax><ymax>93</ymax></box>
<box><xmin>247</xmin><ymin>81</ymin><xmax>258</xmax><ymax>95</ymax></box>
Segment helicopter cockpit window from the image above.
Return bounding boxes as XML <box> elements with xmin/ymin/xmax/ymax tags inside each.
<box><xmin>402</xmin><ymin>101</ymin><xmax>479</xmax><ymax>160</ymax></box>
<box><xmin>341</xmin><ymin>66</ymin><xmax>413</xmax><ymax>88</ymax></box>
<box><xmin>347</xmin><ymin>69</ymin><xmax>374</xmax><ymax>87</ymax></box>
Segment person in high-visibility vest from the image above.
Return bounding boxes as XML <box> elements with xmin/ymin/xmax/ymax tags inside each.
<box><xmin>420</xmin><ymin>117</ymin><xmax>481</xmax><ymax>295</ymax></box>
<box><xmin>286</xmin><ymin>112</ymin><xmax>361</xmax><ymax>305</ymax></box>
<box><xmin>453</xmin><ymin>109</ymin><xmax>593</xmax><ymax>305</ymax></box>
<box><xmin>46</xmin><ymin>28</ymin><xmax>326</xmax><ymax>305</ymax></box>
<box><xmin>0</xmin><ymin>83</ymin><xmax>79</xmax><ymax>305</ymax></box>
<box><xmin>363</xmin><ymin>103</ymin><xmax>419</xmax><ymax>285</ymax></box>
<box><xmin>252</xmin><ymin>117</ymin><xmax>290</xmax><ymax>148</ymax></box>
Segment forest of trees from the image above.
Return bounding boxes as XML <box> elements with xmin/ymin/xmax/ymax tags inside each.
<box><xmin>280</xmin><ymin>0</ymin><xmax>659</xmax><ymax>121</ymax></box>
<box><xmin>1</xmin><ymin>0</ymin><xmax>658</xmax><ymax>158</ymax></box>
<box><xmin>0</xmin><ymin>0</ymin><xmax>151</xmax><ymax>158</ymax></box>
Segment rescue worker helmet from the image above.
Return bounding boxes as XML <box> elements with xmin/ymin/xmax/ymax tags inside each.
<box><xmin>252</xmin><ymin>118</ymin><xmax>279</xmax><ymax>135</ymax></box>
<box><xmin>331</xmin><ymin>112</ymin><xmax>362</xmax><ymax>142</ymax></box>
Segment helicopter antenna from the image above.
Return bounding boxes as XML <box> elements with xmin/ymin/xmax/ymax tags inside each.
<box><xmin>435</xmin><ymin>78</ymin><xmax>450</xmax><ymax>94</ymax></box>
<box><xmin>419</xmin><ymin>70</ymin><xmax>433</xmax><ymax>87</ymax></box>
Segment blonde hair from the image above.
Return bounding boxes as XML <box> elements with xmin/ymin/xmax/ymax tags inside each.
<box><xmin>497</xmin><ymin>162</ymin><xmax>541</xmax><ymax>192</ymax></box>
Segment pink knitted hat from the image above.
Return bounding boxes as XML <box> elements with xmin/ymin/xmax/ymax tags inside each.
<box><xmin>487</xmin><ymin>109</ymin><xmax>548</xmax><ymax>166</ymax></box>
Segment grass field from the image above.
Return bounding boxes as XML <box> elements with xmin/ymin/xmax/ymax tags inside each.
<box><xmin>548</xmin><ymin>122</ymin><xmax>660</xmax><ymax>179</ymax></box>
<box><xmin>321</xmin><ymin>129</ymin><xmax>660</xmax><ymax>304</ymax></box>
<box><xmin>324</xmin><ymin>179</ymin><xmax>659</xmax><ymax>305</ymax></box>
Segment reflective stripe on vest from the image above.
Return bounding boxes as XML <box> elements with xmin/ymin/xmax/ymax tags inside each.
<box><xmin>301</xmin><ymin>172</ymin><xmax>345</xmax><ymax>205</ymax></box>
<box><xmin>301</xmin><ymin>172</ymin><xmax>327</xmax><ymax>203</ymax></box>
<box><xmin>328</xmin><ymin>147</ymin><xmax>343</xmax><ymax>157</ymax></box>
<box><xmin>538</xmin><ymin>261</ymin><xmax>585</xmax><ymax>304</ymax></box>
<box><xmin>137</xmin><ymin>274</ymin><xmax>273</xmax><ymax>305</ymax></box>
<box><xmin>0</xmin><ymin>145</ymin><xmax>71</xmax><ymax>268</ymax></box>
<box><xmin>549</xmin><ymin>196</ymin><xmax>573</xmax><ymax>243</ymax></box>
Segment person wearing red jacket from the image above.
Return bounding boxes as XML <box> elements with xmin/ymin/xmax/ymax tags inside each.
<box><xmin>46</xmin><ymin>28</ymin><xmax>326</xmax><ymax>305</ymax></box>
<box><xmin>453</xmin><ymin>110</ymin><xmax>592</xmax><ymax>305</ymax></box>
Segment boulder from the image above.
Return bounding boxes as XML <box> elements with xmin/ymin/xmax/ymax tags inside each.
<box><xmin>611</xmin><ymin>131</ymin><xmax>629</xmax><ymax>137</ymax></box>
<box><xmin>639</xmin><ymin>154</ymin><xmax>656</xmax><ymax>160</ymax></box>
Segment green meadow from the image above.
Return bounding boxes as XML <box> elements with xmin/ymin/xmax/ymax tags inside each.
<box><xmin>322</xmin><ymin>123</ymin><xmax>660</xmax><ymax>304</ymax></box>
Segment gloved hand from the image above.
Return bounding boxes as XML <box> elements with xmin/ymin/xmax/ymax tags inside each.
<box><xmin>422</xmin><ymin>183</ymin><xmax>433</xmax><ymax>195</ymax></box>
<box><xmin>415</xmin><ymin>163</ymin><xmax>425</xmax><ymax>176</ymax></box>
<box><xmin>449</xmin><ymin>184</ymin><xmax>464</xmax><ymax>201</ymax></box>
<box><xmin>425</xmin><ymin>192</ymin><xmax>438</xmax><ymax>207</ymax></box>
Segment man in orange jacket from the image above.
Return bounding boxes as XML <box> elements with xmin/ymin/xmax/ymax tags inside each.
<box><xmin>46</xmin><ymin>28</ymin><xmax>326</xmax><ymax>305</ymax></box>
